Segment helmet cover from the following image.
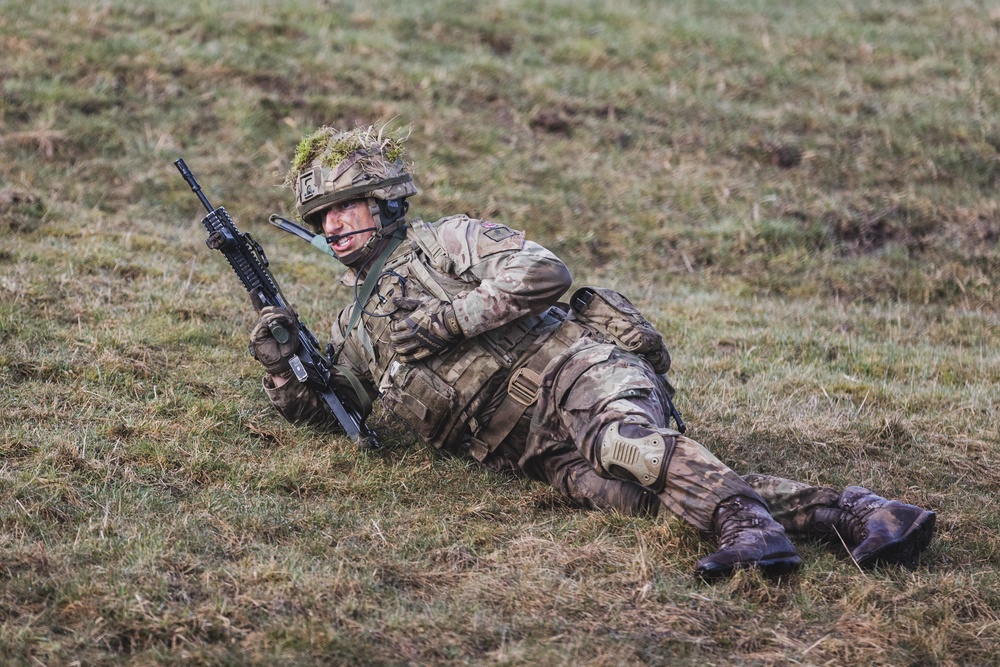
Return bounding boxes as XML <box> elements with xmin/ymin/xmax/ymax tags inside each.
<box><xmin>287</xmin><ymin>123</ymin><xmax>418</xmax><ymax>233</ymax></box>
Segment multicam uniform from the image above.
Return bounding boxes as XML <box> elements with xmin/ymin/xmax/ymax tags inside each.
<box><xmin>254</xmin><ymin>123</ymin><xmax>936</xmax><ymax>579</ymax></box>
<box><xmin>264</xmin><ymin>213</ymin><xmax>841</xmax><ymax>534</ymax></box>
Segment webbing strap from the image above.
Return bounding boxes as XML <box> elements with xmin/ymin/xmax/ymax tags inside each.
<box><xmin>469</xmin><ymin>319</ymin><xmax>584</xmax><ymax>460</ymax></box>
<box><xmin>323</xmin><ymin>229</ymin><xmax>407</xmax><ymax>416</ymax></box>
<box><xmin>331</xmin><ymin>362</ymin><xmax>373</xmax><ymax>418</ymax></box>
<box><xmin>331</xmin><ymin>229</ymin><xmax>408</xmax><ymax>363</ymax></box>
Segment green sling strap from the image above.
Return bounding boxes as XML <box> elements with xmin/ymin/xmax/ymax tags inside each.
<box><xmin>325</xmin><ymin>229</ymin><xmax>409</xmax><ymax>415</ymax></box>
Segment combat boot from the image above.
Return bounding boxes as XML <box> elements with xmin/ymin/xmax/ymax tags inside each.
<box><xmin>813</xmin><ymin>486</ymin><xmax>935</xmax><ymax>567</ymax></box>
<box><xmin>695</xmin><ymin>495</ymin><xmax>801</xmax><ymax>581</ymax></box>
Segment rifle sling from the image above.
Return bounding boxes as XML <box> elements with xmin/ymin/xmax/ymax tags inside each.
<box><xmin>327</xmin><ymin>229</ymin><xmax>408</xmax><ymax>416</ymax></box>
<box><xmin>339</xmin><ymin>229</ymin><xmax>407</xmax><ymax>354</ymax></box>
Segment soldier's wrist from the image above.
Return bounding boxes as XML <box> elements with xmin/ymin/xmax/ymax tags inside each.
<box><xmin>442</xmin><ymin>304</ymin><xmax>463</xmax><ymax>337</ymax></box>
<box><xmin>267</xmin><ymin>369</ymin><xmax>295</xmax><ymax>388</ymax></box>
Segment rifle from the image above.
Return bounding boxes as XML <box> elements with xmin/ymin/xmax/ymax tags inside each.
<box><xmin>174</xmin><ymin>158</ymin><xmax>377</xmax><ymax>448</ymax></box>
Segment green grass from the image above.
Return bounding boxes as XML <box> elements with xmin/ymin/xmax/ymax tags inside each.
<box><xmin>3</xmin><ymin>0</ymin><xmax>1000</xmax><ymax>664</ymax></box>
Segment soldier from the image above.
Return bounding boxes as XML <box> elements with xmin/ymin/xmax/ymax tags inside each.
<box><xmin>250</xmin><ymin>124</ymin><xmax>936</xmax><ymax>580</ymax></box>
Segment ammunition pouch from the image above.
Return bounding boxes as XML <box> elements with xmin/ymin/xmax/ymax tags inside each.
<box><xmin>569</xmin><ymin>286</ymin><xmax>671</xmax><ymax>374</ymax></box>
<box><xmin>381</xmin><ymin>362</ymin><xmax>459</xmax><ymax>443</ymax></box>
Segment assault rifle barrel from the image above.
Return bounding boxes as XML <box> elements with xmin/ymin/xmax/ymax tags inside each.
<box><xmin>174</xmin><ymin>159</ymin><xmax>214</xmax><ymax>214</ymax></box>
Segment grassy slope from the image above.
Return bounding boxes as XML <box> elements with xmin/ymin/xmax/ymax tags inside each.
<box><xmin>2</xmin><ymin>0</ymin><xmax>999</xmax><ymax>664</ymax></box>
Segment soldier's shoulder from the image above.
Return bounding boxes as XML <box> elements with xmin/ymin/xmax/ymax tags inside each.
<box><xmin>443</xmin><ymin>215</ymin><xmax>525</xmax><ymax>258</ymax></box>
<box><xmin>407</xmin><ymin>216</ymin><xmax>459</xmax><ymax>271</ymax></box>
<box><xmin>420</xmin><ymin>215</ymin><xmax>521</xmax><ymax>244</ymax></box>
<box><xmin>415</xmin><ymin>213</ymin><xmax>474</xmax><ymax>242</ymax></box>
<box><xmin>410</xmin><ymin>215</ymin><xmax>524</xmax><ymax>272</ymax></box>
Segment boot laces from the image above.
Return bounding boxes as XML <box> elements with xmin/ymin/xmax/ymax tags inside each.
<box><xmin>837</xmin><ymin>496</ymin><xmax>884</xmax><ymax>542</ymax></box>
<box><xmin>715</xmin><ymin>498</ymin><xmax>769</xmax><ymax>549</ymax></box>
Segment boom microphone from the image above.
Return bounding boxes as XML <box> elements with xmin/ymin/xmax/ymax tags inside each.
<box><xmin>326</xmin><ymin>227</ymin><xmax>376</xmax><ymax>244</ymax></box>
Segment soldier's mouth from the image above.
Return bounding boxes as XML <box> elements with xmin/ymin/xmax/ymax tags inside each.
<box><xmin>325</xmin><ymin>226</ymin><xmax>376</xmax><ymax>254</ymax></box>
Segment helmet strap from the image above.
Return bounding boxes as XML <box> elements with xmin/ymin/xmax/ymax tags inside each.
<box><xmin>339</xmin><ymin>198</ymin><xmax>409</xmax><ymax>267</ymax></box>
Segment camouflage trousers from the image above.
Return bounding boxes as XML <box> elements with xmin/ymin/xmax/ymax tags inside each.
<box><xmin>509</xmin><ymin>342</ymin><xmax>840</xmax><ymax>532</ymax></box>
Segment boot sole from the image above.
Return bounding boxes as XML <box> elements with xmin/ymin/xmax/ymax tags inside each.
<box><xmin>855</xmin><ymin>510</ymin><xmax>936</xmax><ymax>568</ymax></box>
<box><xmin>696</xmin><ymin>554</ymin><xmax>802</xmax><ymax>582</ymax></box>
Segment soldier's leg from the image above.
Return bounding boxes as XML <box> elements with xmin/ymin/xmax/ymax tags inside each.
<box><xmin>592</xmin><ymin>410</ymin><xmax>800</xmax><ymax>579</ymax></box>
<box><xmin>744</xmin><ymin>474</ymin><xmax>935</xmax><ymax>567</ymax></box>
<box><xmin>557</xmin><ymin>354</ymin><xmax>799</xmax><ymax>578</ymax></box>
<box><xmin>742</xmin><ymin>474</ymin><xmax>840</xmax><ymax>534</ymax></box>
<box><xmin>565</xmin><ymin>385</ymin><xmax>755</xmax><ymax>532</ymax></box>
<box><xmin>535</xmin><ymin>448</ymin><xmax>660</xmax><ymax>517</ymax></box>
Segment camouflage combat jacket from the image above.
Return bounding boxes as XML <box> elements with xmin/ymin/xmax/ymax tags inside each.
<box><xmin>264</xmin><ymin>215</ymin><xmax>572</xmax><ymax>452</ymax></box>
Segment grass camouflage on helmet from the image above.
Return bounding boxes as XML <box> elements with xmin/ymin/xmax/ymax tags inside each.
<box><xmin>286</xmin><ymin>123</ymin><xmax>417</xmax><ymax>233</ymax></box>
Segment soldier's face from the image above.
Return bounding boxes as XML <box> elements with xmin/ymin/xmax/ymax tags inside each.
<box><xmin>322</xmin><ymin>199</ymin><xmax>376</xmax><ymax>258</ymax></box>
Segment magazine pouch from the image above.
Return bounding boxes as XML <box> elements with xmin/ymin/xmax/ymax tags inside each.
<box><xmin>569</xmin><ymin>286</ymin><xmax>671</xmax><ymax>374</ymax></box>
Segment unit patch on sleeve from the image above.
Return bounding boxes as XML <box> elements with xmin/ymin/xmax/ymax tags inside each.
<box><xmin>474</xmin><ymin>220</ymin><xmax>525</xmax><ymax>258</ymax></box>
<box><xmin>482</xmin><ymin>222</ymin><xmax>519</xmax><ymax>242</ymax></box>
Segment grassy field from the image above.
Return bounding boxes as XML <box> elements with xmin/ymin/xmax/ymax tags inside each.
<box><xmin>3</xmin><ymin>0</ymin><xmax>1000</xmax><ymax>664</ymax></box>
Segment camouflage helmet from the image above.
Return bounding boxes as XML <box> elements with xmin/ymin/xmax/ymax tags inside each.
<box><xmin>287</xmin><ymin>124</ymin><xmax>418</xmax><ymax>233</ymax></box>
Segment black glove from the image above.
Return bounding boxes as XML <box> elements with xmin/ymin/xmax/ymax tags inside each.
<box><xmin>249</xmin><ymin>305</ymin><xmax>301</xmax><ymax>374</ymax></box>
<box><xmin>389</xmin><ymin>296</ymin><xmax>463</xmax><ymax>362</ymax></box>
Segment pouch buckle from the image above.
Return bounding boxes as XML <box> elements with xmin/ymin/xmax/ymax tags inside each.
<box><xmin>507</xmin><ymin>367</ymin><xmax>541</xmax><ymax>406</ymax></box>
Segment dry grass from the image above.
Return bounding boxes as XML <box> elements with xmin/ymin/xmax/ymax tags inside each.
<box><xmin>2</xmin><ymin>0</ymin><xmax>1000</xmax><ymax>664</ymax></box>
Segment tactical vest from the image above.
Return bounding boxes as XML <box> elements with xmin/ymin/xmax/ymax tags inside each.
<box><xmin>343</xmin><ymin>218</ymin><xmax>564</xmax><ymax>452</ymax></box>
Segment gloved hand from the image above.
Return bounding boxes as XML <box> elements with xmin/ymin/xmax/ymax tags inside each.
<box><xmin>389</xmin><ymin>296</ymin><xmax>463</xmax><ymax>362</ymax></box>
<box><xmin>249</xmin><ymin>305</ymin><xmax>301</xmax><ymax>374</ymax></box>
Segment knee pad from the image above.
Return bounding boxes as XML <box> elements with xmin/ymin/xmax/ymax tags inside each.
<box><xmin>599</xmin><ymin>422</ymin><xmax>677</xmax><ymax>492</ymax></box>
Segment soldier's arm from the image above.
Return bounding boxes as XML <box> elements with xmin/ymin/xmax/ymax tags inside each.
<box><xmin>262</xmin><ymin>307</ymin><xmax>378</xmax><ymax>429</ymax></box>
<box><xmin>432</xmin><ymin>218</ymin><xmax>571</xmax><ymax>338</ymax></box>
<box><xmin>263</xmin><ymin>372</ymin><xmax>342</xmax><ymax>429</ymax></box>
